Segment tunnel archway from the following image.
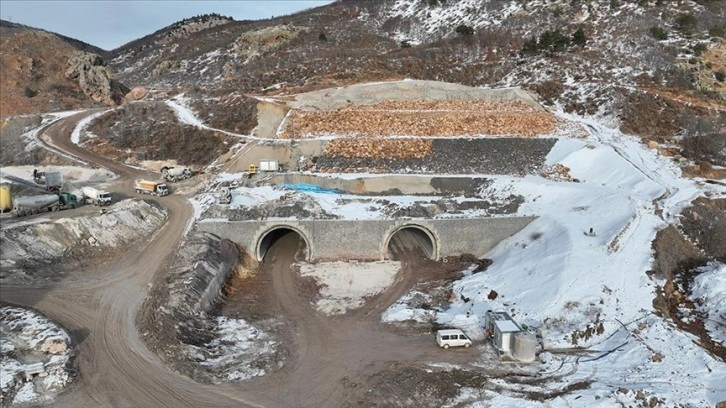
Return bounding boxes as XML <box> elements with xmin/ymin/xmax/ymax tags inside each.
<box><xmin>385</xmin><ymin>224</ymin><xmax>438</xmax><ymax>261</ymax></box>
<box><xmin>256</xmin><ymin>226</ymin><xmax>310</xmax><ymax>262</ymax></box>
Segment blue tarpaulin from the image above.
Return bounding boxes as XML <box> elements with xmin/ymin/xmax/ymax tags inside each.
<box><xmin>283</xmin><ymin>183</ymin><xmax>340</xmax><ymax>194</ymax></box>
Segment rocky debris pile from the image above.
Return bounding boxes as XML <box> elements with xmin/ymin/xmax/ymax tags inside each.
<box><xmin>315</xmin><ymin>138</ymin><xmax>558</xmax><ymax>175</ymax></box>
<box><xmin>325</xmin><ymin>138</ymin><xmax>432</xmax><ymax>160</ymax></box>
<box><xmin>282</xmin><ymin>101</ymin><xmax>556</xmax><ymax>138</ymax></box>
<box><xmin>124</xmin><ymin>86</ymin><xmax>149</xmax><ymax>101</ymax></box>
<box><xmin>65</xmin><ymin>51</ymin><xmax>129</xmax><ymax>106</ymax></box>
<box><xmin>139</xmin><ymin>232</ymin><xmax>280</xmax><ymax>384</ymax></box>
<box><xmin>1</xmin><ymin>306</ymin><xmax>74</xmax><ymax>406</ymax></box>
<box><xmin>160</xmin><ymin>15</ymin><xmax>233</xmax><ymax>46</ymax></box>
<box><xmin>539</xmin><ymin>164</ymin><xmax>576</xmax><ymax>182</ymax></box>
<box><xmin>233</xmin><ymin>25</ymin><xmax>306</xmax><ymax>61</ymax></box>
<box><xmin>0</xmin><ymin>199</ymin><xmax>167</xmax><ymax>284</ymax></box>
<box><xmin>374</xmin><ymin>195</ymin><xmax>523</xmax><ymax>218</ymax></box>
<box><xmin>208</xmin><ymin>190</ymin><xmax>339</xmax><ymax>221</ymax></box>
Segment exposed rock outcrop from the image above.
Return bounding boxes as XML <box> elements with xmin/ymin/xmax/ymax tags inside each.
<box><xmin>65</xmin><ymin>51</ymin><xmax>129</xmax><ymax>106</ymax></box>
<box><xmin>125</xmin><ymin>86</ymin><xmax>148</xmax><ymax>101</ymax></box>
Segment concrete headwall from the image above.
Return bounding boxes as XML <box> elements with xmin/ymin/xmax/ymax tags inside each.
<box><xmin>196</xmin><ymin>217</ymin><xmax>535</xmax><ymax>262</ymax></box>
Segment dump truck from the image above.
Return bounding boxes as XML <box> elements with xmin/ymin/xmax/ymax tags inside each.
<box><xmin>33</xmin><ymin>170</ymin><xmax>63</xmax><ymax>192</ymax></box>
<box><xmin>12</xmin><ymin>192</ymin><xmax>78</xmax><ymax>217</ymax></box>
<box><xmin>134</xmin><ymin>179</ymin><xmax>169</xmax><ymax>196</ymax></box>
<box><xmin>161</xmin><ymin>166</ymin><xmax>193</xmax><ymax>182</ymax></box>
<box><xmin>81</xmin><ymin>186</ymin><xmax>112</xmax><ymax>206</ymax></box>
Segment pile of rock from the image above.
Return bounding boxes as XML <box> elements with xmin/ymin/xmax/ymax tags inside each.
<box><xmin>324</xmin><ymin>138</ymin><xmax>433</xmax><ymax>159</ymax></box>
<box><xmin>282</xmin><ymin>100</ymin><xmax>556</xmax><ymax>138</ymax></box>
<box><xmin>538</xmin><ymin>164</ymin><xmax>575</xmax><ymax>182</ymax></box>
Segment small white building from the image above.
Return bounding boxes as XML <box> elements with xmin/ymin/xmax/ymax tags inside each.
<box><xmin>485</xmin><ymin>311</ymin><xmax>522</xmax><ymax>353</ymax></box>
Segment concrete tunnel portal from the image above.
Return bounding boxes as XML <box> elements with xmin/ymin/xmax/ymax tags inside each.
<box><xmin>257</xmin><ymin>226</ymin><xmax>311</xmax><ymax>262</ymax></box>
<box><xmin>386</xmin><ymin>225</ymin><xmax>437</xmax><ymax>261</ymax></box>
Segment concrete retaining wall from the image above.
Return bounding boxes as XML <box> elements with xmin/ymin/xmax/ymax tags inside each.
<box><xmin>196</xmin><ymin>217</ymin><xmax>535</xmax><ymax>262</ymax></box>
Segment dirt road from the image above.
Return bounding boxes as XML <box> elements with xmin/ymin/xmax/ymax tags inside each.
<box><xmin>1</xmin><ymin>111</ymin><xmax>486</xmax><ymax>407</ymax></box>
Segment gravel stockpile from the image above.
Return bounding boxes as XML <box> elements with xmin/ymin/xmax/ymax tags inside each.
<box><xmin>324</xmin><ymin>138</ymin><xmax>433</xmax><ymax>159</ymax></box>
<box><xmin>316</xmin><ymin>138</ymin><xmax>557</xmax><ymax>175</ymax></box>
<box><xmin>282</xmin><ymin>100</ymin><xmax>556</xmax><ymax>139</ymax></box>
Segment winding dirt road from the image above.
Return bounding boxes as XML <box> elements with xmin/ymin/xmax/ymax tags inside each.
<box><xmin>1</xmin><ymin>111</ymin><xmax>485</xmax><ymax>407</ymax></box>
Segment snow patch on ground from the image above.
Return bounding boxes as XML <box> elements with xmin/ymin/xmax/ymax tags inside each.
<box><xmin>166</xmin><ymin>95</ymin><xmax>248</xmax><ymax>138</ymax></box>
<box><xmin>0</xmin><ymin>306</ymin><xmax>74</xmax><ymax>407</ymax></box>
<box><xmin>187</xmin><ymin>316</ymin><xmax>277</xmax><ymax>383</ymax></box>
<box><xmin>298</xmin><ymin>261</ymin><xmax>400</xmax><ymax>315</ymax></box>
<box><xmin>71</xmin><ymin>110</ymin><xmax>108</xmax><ymax>145</ymax></box>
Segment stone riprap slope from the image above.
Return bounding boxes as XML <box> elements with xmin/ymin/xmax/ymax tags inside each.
<box><xmin>282</xmin><ymin>101</ymin><xmax>556</xmax><ymax>139</ymax></box>
<box><xmin>315</xmin><ymin>138</ymin><xmax>557</xmax><ymax>175</ymax></box>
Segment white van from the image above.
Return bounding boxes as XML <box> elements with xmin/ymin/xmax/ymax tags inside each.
<box><xmin>436</xmin><ymin>329</ymin><xmax>472</xmax><ymax>349</ymax></box>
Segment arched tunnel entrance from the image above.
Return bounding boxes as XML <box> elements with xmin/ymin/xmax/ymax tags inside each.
<box><xmin>386</xmin><ymin>225</ymin><xmax>437</xmax><ymax>261</ymax></box>
<box><xmin>257</xmin><ymin>226</ymin><xmax>310</xmax><ymax>262</ymax></box>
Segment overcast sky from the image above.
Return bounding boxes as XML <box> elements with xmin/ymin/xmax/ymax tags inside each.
<box><xmin>0</xmin><ymin>1</ymin><xmax>334</xmax><ymax>50</ymax></box>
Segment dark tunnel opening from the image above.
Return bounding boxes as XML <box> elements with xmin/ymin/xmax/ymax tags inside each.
<box><xmin>258</xmin><ymin>227</ymin><xmax>308</xmax><ymax>262</ymax></box>
<box><xmin>387</xmin><ymin>226</ymin><xmax>435</xmax><ymax>261</ymax></box>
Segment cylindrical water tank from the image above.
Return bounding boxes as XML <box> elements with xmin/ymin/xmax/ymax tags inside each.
<box><xmin>512</xmin><ymin>332</ymin><xmax>537</xmax><ymax>362</ymax></box>
<box><xmin>0</xmin><ymin>184</ymin><xmax>11</xmax><ymax>212</ymax></box>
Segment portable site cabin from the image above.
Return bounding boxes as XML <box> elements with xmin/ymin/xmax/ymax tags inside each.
<box><xmin>485</xmin><ymin>311</ymin><xmax>522</xmax><ymax>353</ymax></box>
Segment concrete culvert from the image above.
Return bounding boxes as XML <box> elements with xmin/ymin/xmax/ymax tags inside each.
<box><xmin>387</xmin><ymin>226</ymin><xmax>436</xmax><ymax>260</ymax></box>
<box><xmin>257</xmin><ymin>227</ymin><xmax>309</xmax><ymax>261</ymax></box>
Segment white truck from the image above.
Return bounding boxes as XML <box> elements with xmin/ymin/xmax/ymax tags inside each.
<box><xmin>161</xmin><ymin>166</ymin><xmax>193</xmax><ymax>182</ymax></box>
<box><xmin>259</xmin><ymin>160</ymin><xmax>279</xmax><ymax>172</ymax></box>
<box><xmin>81</xmin><ymin>186</ymin><xmax>112</xmax><ymax>206</ymax></box>
<box><xmin>134</xmin><ymin>179</ymin><xmax>169</xmax><ymax>196</ymax></box>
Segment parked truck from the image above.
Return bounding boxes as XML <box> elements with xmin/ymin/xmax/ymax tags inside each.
<box><xmin>160</xmin><ymin>166</ymin><xmax>193</xmax><ymax>182</ymax></box>
<box><xmin>12</xmin><ymin>192</ymin><xmax>79</xmax><ymax>217</ymax></box>
<box><xmin>259</xmin><ymin>160</ymin><xmax>279</xmax><ymax>172</ymax></box>
<box><xmin>33</xmin><ymin>170</ymin><xmax>63</xmax><ymax>192</ymax></box>
<box><xmin>81</xmin><ymin>186</ymin><xmax>112</xmax><ymax>206</ymax></box>
<box><xmin>134</xmin><ymin>179</ymin><xmax>169</xmax><ymax>196</ymax></box>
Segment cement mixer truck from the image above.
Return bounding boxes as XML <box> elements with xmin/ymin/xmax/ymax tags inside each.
<box><xmin>81</xmin><ymin>186</ymin><xmax>112</xmax><ymax>206</ymax></box>
<box><xmin>160</xmin><ymin>166</ymin><xmax>193</xmax><ymax>182</ymax></box>
<box><xmin>12</xmin><ymin>192</ymin><xmax>79</xmax><ymax>217</ymax></box>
